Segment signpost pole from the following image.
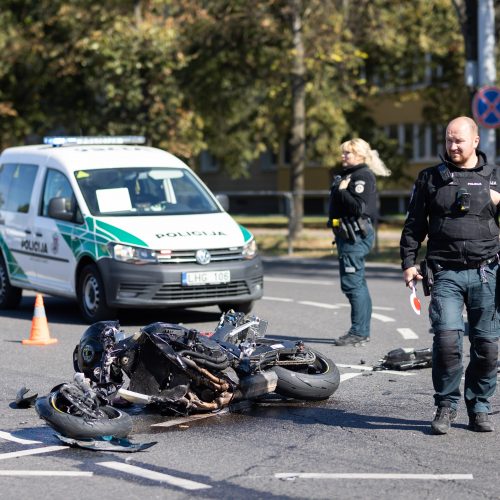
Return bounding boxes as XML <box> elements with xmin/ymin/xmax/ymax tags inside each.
<box><xmin>477</xmin><ymin>0</ymin><xmax>496</xmax><ymax>160</ymax></box>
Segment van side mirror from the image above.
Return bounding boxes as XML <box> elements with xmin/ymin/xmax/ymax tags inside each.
<box><xmin>215</xmin><ymin>193</ymin><xmax>229</xmax><ymax>211</ymax></box>
<box><xmin>48</xmin><ymin>197</ymin><xmax>74</xmax><ymax>221</ymax></box>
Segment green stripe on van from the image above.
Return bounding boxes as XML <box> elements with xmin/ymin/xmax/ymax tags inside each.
<box><xmin>95</xmin><ymin>219</ymin><xmax>147</xmax><ymax>246</ymax></box>
<box><xmin>239</xmin><ymin>225</ymin><xmax>252</xmax><ymax>243</ymax></box>
<box><xmin>0</xmin><ymin>235</ymin><xmax>28</xmax><ymax>281</ymax></box>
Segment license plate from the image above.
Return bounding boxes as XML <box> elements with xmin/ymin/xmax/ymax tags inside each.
<box><xmin>181</xmin><ymin>270</ymin><xmax>231</xmax><ymax>286</ymax></box>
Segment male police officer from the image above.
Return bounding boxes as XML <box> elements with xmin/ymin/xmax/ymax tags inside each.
<box><xmin>400</xmin><ymin>116</ymin><xmax>500</xmax><ymax>435</ymax></box>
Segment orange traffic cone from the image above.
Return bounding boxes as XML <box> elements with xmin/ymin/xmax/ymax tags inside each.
<box><xmin>22</xmin><ymin>294</ymin><xmax>57</xmax><ymax>345</ymax></box>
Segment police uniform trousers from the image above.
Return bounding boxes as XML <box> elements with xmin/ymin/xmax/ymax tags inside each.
<box><xmin>336</xmin><ymin>226</ymin><xmax>375</xmax><ymax>339</ymax></box>
<box><xmin>429</xmin><ymin>261</ymin><xmax>500</xmax><ymax>415</ymax></box>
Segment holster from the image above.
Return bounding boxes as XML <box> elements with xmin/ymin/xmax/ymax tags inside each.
<box><xmin>419</xmin><ymin>259</ymin><xmax>434</xmax><ymax>296</ymax></box>
<box><xmin>332</xmin><ymin>217</ymin><xmax>369</xmax><ymax>244</ymax></box>
<box><xmin>355</xmin><ymin>217</ymin><xmax>370</xmax><ymax>238</ymax></box>
<box><xmin>343</xmin><ymin>219</ymin><xmax>357</xmax><ymax>242</ymax></box>
<box><xmin>332</xmin><ymin>219</ymin><xmax>353</xmax><ymax>242</ymax></box>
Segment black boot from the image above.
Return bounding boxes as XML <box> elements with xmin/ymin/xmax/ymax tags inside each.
<box><xmin>468</xmin><ymin>413</ymin><xmax>494</xmax><ymax>432</ymax></box>
<box><xmin>431</xmin><ymin>407</ymin><xmax>457</xmax><ymax>435</ymax></box>
<box><xmin>333</xmin><ymin>333</ymin><xmax>369</xmax><ymax>346</ymax></box>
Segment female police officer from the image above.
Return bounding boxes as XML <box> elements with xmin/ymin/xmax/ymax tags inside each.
<box><xmin>328</xmin><ymin>138</ymin><xmax>390</xmax><ymax>346</ymax></box>
<box><xmin>401</xmin><ymin>116</ymin><xmax>500</xmax><ymax>435</ymax></box>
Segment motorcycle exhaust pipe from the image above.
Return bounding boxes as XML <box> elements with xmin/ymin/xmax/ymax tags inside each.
<box><xmin>117</xmin><ymin>388</ymin><xmax>152</xmax><ymax>405</ymax></box>
<box><xmin>235</xmin><ymin>371</ymin><xmax>278</xmax><ymax>400</ymax></box>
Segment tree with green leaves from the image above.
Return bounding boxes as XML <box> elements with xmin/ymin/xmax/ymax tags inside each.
<box><xmin>176</xmin><ymin>1</ymin><xmax>368</xmax><ymax>236</ymax></box>
<box><xmin>0</xmin><ymin>0</ymin><xmax>204</xmax><ymax>158</ymax></box>
<box><xmin>1</xmin><ymin>0</ymin><xmax>493</xmax><ymax>235</ymax></box>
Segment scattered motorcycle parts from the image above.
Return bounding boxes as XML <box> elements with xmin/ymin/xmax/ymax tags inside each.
<box><xmin>373</xmin><ymin>347</ymin><xmax>432</xmax><ymax>371</ymax></box>
<box><xmin>15</xmin><ymin>387</ymin><xmax>38</xmax><ymax>408</ymax></box>
<box><xmin>55</xmin><ymin>433</ymin><xmax>156</xmax><ymax>452</ymax></box>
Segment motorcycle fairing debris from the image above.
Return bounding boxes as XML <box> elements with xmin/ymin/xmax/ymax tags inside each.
<box><xmin>55</xmin><ymin>433</ymin><xmax>157</xmax><ymax>452</ymax></box>
<box><xmin>15</xmin><ymin>387</ymin><xmax>38</xmax><ymax>408</ymax></box>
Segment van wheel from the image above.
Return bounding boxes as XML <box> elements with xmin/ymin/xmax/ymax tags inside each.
<box><xmin>218</xmin><ymin>301</ymin><xmax>253</xmax><ymax>315</ymax></box>
<box><xmin>77</xmin><ymin>264</ymin><xmax>116</xmax><ymax>323</ymax></box>
<box><xmin>0</xmin><ymin>256</ymin><xmax>22</xmax><ymax>309</ymax></box>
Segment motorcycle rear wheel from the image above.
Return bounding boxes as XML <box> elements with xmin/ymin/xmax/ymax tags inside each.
<box><xmin>35</xmin><ymin>392</ymin><xmax>132</xmax><ymax>439</ymax></box>
<box><xmin>272</xmin><ymin>350</ymin><xmax>340</xmax><ymax>401</ymax></box>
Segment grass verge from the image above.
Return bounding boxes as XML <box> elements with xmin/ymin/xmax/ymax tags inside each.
<box><xmin>234</xmin><ymin>216</ymin><xmax>407</xmax><ymax>263</ymax></box>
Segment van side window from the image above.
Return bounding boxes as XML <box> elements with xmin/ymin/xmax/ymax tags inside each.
<box><xmin>0</xmin><ymin>163</ymin><xmax>38</xmax><ymax>213</ymax></box>
<box><xmin>41</xmin><ymin>169</ymin><xmax>82</xmax><ymax>223</ymax></box>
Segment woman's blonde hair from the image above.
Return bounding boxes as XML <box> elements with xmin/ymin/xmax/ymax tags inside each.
<box><xmin>340</xmin><ymin>138</ymin><xmax>391</xmax><ymax>177</ymax></box>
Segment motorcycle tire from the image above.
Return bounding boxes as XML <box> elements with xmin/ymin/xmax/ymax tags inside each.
<box><xmin>35</xmin><ymin>393</ymin><xmax>133</xmax><ymax>439</ymax></box>
<box><xmin>272</xmin><ymin>350</ymin><xmax>340</xmax><ymax>401</ymax></box>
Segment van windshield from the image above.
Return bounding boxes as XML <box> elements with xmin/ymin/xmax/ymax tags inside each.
<box><xmin>74</xmin><ymin>167</ymin><xmax>221</xmax><ymax>216</ymax></box>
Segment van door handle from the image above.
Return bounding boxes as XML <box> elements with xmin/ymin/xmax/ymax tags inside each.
<box><xmin>35</xmin><ymin>232</ymin><xmax>43</xmax><ymax>237</ymax></box>
<box><xmin>25</xmin><ymin>229</ymin><xmax>32</xmax><ymax>234</ymax></box>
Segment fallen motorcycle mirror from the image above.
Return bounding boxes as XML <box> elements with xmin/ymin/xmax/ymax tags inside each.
<box><xmin>34</xmin><ymin>311</ymin><xmax>340</xmax><ymax>441</ymax></box>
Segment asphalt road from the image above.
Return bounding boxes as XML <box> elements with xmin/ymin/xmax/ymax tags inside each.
<box><xmin>1</xmin><ymin>256</ymin><xmax>499</xmax><ymax>500</ymax></box>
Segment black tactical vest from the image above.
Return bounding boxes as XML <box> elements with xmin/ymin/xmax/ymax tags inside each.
<box><xmin>428</xmin><ymin>166</ymin><xmax>499</xmax><ymax>241</ymax></box>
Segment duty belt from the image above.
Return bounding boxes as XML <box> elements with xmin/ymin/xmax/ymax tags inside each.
<box><xmin>436</xmin><ymin>254</ymin><xmax>499</xmax><ymax>271</ymax></box>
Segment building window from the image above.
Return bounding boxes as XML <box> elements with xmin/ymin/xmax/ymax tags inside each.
<box><xmin>199</xmin><ymin>150</ymin><xmax>219</xmax><ymax>173</ymax></box>
<box><xmin>430</xmin><ymin>124</ymin><xmax>444</xmax><ymax>158</ymax></box>
<box><xmin>385</xmin><ymin>123</ymin><xmax>444</xmax><ymax>162</ymax></box>
<box><xmin>404</xmin><ymin>124</ymin><xmax>414</xmax><ymax>157</ymax></box>
<box><xmin>259</xmin><ymin>150</ymin><xmax>277</xmax><ymax>171</ymax></box>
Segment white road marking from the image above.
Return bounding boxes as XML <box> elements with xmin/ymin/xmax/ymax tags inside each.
<box><xmin>371</xmin><ymin>313</ymin><xmax>395</xmax><ymax>323</ymax></box>
<box><xmin>262</xmin><ymin>296</ymin><xmax>294</xmax><ymax>302</ymax></box>
<box><xmin>0</xmin><ymin>470</ymin><xmax>93</xmax><ymax>477</ymax></box>
<box><xmin>0</xmin><ymin>431</ymin><xmax>42</xmax><ymax>445</ymax></box>
<box><xmin>298</xmin><ymin>301</ymin><xmax>341</xmax><ymax>309</ymax></box>
<box><xmin>397</xmin><ymin>328</ymin><xmax>419</xmax><ymax>339</ymax></box>
<box><xmin>275</xmin><ymin>473</ymin><xmax>473</xmax><ymax>480</ymax></box>
<box><xmin>372</xmin><ymin>306</ymin><xmax>395</xmax><ymax>311</ymax></box>
<box><xmin>265</xmin><ymin>277</ymin><xmax>332</xmax><ymax>286</ymax></box>
<box><xmin>336</xmin><ymin>364</ymin><xmax>416</xmax><ymax>377</ymax></box>
<box><xmin>0</xmin><ymin>446</ymin><xmax>67</xmax><ymax>460</ymax></box>
<box><xmin>98</xmin><ymin>461</ymin><xmax>211</xmax><ymax>490</ymax></box>
<box><xmin>337</xmin><ymin>364</ymin><xmax>373</xmax><ymax>371</ymax></box>
<box><xmin>295</xmin><ymin>301</ymin><xmax>396</xmax><ymax>323</ymax></box>
<box><xmin>340</xmin><ymin>373</ymin><xmax>363</xmax><ymax>382</ymax></box>
<box><xmin>373</xmin><ymin>370</ymin><xmax>415</xmax><ymax>376</ymax></box>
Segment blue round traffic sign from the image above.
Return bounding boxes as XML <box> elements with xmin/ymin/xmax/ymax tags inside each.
<box><xmin>472</xmin><ymin>86</ymin><xmax>500</xmax><ymax>129</ymax></box>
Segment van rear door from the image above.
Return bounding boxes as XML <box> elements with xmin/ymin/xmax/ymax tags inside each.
<box><xmin>0</xmin><ymin>162</ymin><xmax>39</xmax><ymax>287</ymax></box>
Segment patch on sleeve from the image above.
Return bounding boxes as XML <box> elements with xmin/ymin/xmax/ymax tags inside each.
<box><xmin>354</xmin><ymin>183</ymin><xmax>365</xmax><ymax>193</ymax></box>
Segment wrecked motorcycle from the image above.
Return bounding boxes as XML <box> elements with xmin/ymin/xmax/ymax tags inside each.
<box><xmin>35</xmin><ymin>311</ymin><xmax>340</xmax><ymax>439</ymax></box>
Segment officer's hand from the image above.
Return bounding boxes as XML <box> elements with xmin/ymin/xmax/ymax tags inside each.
<box><xmin>403</xmin><ymin>267</ymin><xmax>422</xmax><ymax>288</ymax></box>
<box><xmin>339</xmin><ymin>177</ymin><xmax>351</xmax><ymax>190</ymax></box>
<box><xmin>490</xmin><ymin>189</ymin><xmax>500</xmax><ymax>205</ymax></box>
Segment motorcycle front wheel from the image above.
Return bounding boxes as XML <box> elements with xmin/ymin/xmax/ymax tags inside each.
<box><xmin>272</xmin><ymin>349</ymin><xmax>340</xmax><ymax>401</ymax></box>
<box><xmin>35</xmin><ymin>391</ymin><xmax>133</xmax><ymax>439</ymax></box>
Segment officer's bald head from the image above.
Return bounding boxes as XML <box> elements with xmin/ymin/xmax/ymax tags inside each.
<box><xmin>445</xmin><ymin>116</ymin><xmax>480</xmax><ymax>168</ymax></box>
<box><xmin>446</xmin><ymin>116</ymin><xmax>478</xmax><ymax>137</ymax></box>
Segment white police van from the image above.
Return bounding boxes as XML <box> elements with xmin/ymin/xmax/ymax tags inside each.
<box><xmin>0</xmin><ymin>136</ymin><xmax>263</xmax><ymax>322</ymax></box>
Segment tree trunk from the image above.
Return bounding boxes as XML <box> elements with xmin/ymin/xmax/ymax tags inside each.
<box><xmin>289</xmin><ymin>0</ymin><xmax>306</xmax><ymax>240</ymax></box>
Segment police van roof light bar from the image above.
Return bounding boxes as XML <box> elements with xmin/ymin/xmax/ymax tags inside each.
<box><xmin>43</xmin><ymin>136</ymin><xmax>146</xmax><ymax>147</ymax></box>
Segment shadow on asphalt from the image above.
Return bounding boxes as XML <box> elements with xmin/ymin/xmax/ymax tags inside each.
<box><xmin>237</xmin><ymin>404</ymin><xmax>432</xmax><ymax>434</ymax></box>
<box><xmin>128</xmin><ymin>401</ymin><xmax>432</xmax><ymax>435</ymax></box>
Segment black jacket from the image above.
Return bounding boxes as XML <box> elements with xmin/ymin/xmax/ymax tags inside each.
<box><xmin>400</xmin><ymin>150</ymin><xmax>500</xmax><ymax>270</ymax></box>
<box><xmin>328</xmin><ymin>164</ymin><xmax>378</xmax><ymax>221</ymax></box>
